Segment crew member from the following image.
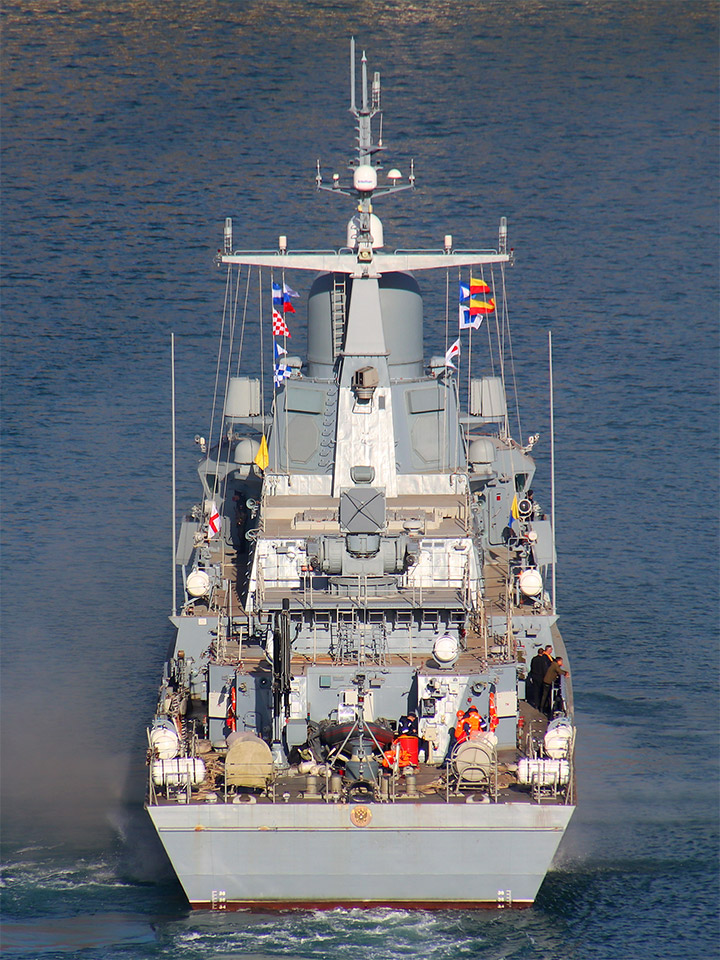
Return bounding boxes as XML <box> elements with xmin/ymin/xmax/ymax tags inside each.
<box><xmin>398</xmin><ymin>712</ymin><xmax>419</xmax><ymax>737</ymax></box>
<box><xmin>528</xmin><ymin>647</ymin><xmax>547</xmax><ymax>709</ymax></box>
<box><xmin>540</xmin><ymin>644</ymin><xmax>554</xmax><ymax>674</ymax></box>
<box><xmin>540</xmin><ymin>656</ymin><xmax>569</xmax><ymax>717</ymax></box>
<box><xmin>454</xmin><ymin>706</ymin><xmax>485</xmax><ymax>745</ymax></box>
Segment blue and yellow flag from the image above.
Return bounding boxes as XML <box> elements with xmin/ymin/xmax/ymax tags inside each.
<box><xmin>459</xmin><ymin>278</ymin><xmax>492</xmax><ymax>301</ymax></box>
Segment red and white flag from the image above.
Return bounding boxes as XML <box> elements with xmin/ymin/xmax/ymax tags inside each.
<box><xmin>444</xmin><ymin>338</ymin><xmax>461</xmax><ymax>369</ymax></box>
<box><xmin>207</xmin><ymin>501</ymin><xmax>221</xmax><ymax>538</ymax></box>
<box><xmin>272</xmin><ymin>308</ymin><xmax>291</xmax><ymax>338</ymax></box>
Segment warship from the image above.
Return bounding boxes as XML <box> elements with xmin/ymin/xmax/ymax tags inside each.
<box><xmin>146</xmin><ymin>41</ymin><xmax>576</xmax><ymax>909</ymax></box>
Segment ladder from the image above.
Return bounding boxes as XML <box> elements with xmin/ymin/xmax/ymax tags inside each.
<box><xmin>331</xmin><ymin>275</ymin><xmax>346</xmax><ymax>358</ymax></box>
<box><xmin>369</xmin><ymin>620</ymin><xmax>388</xmax><ymax>665</ymax></box>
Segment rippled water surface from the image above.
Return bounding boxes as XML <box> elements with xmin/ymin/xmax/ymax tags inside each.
<box><xmin>2</xmin><ymin>1</ymin><xmax>718</xmax><ymax>958</ymax></box>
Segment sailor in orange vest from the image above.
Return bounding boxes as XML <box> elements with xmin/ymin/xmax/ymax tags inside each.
<box><xmin>382</xmin><ymin>716</ymin><xmax>420</xmax><ymax>769</ymax></box>
<box><xmin>454</xmin><ymin>706</ymin><xmax>486</xmax><ymax>745</ymax></box>
<box><xmin>226</xmin><ymin>686</ymin><xmax>237</xmax><ymax>733</ymax></box>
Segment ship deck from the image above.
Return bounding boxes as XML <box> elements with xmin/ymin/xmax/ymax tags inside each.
<box><xmin>168</xmin><ymin>521</ymin><xmax>574</xmax><ymax>814</ymax></box>
<box><xmin>187</xmin><ymin>540</ymin><xmax>566</xmax><ymax>698</ymax></box>
<box><xmin>149</xmin><ymin>698</ymin><xmax>574</xmax><ymax>811</ymax></box>
<box><xmin>199</xmin><ymin>534</ymin><xmax>546</xmax><ymax>647</ymax></box>
<box><xmin>185</xmin><ymin>536</ymin><xmax>572</xmax><ymax>708</ymax></box>
<box><xmin>261</xmin><ymin>493</ymin><xmax>469</xmax><ymax>539</ymax></box>
<box><xmin>193</xmin><ymin>485</ymin><xmax>542</xmax><ymax>621</ymax></box>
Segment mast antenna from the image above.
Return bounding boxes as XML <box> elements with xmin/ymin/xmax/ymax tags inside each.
<box><xmin>318</xmin><ymin>40</ymin><xmax>413</xmax><ymax>201</ymax></box>
<box><xmin>549</xmin><ymin>329</ymin><xmax>557</xmax><ymax>615</ymax></box>
<box><xmin>350</xmin><ymin>36</ymin><xmax>356</xmax><ymax>113</ymax></box>
<box><xmin>361</xmin><ymin>49</ymin><xmax>368</xmax><ymax>113</ymax></box>
<box><xmin>171</xmin><ymin>332</ymin><xmax>177</xmax><ymax>617</ymax></box>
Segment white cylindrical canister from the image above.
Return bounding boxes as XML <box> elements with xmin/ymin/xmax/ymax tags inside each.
<box><xmin>517</xmin><ymin>758</ymin><xmax>569</xmax><ymax>786</ymax></box>
<box><xmin>187</xmin><ymin>569</ymin><xmax>211</xmax><ymax>598</ymax></box>
<box><xmin>152</xmin><ymin>758</ymin><xmax>206</xmax><ymax>787</ymax></box>
<box><xmin>544</xmin><ymin>717</ymin><xmax>574</xmax><ymax>759</ymax></box>
<box><xmin>518</xmin><ymin>568</ymin><xmax>543</xmax><ymax>597</ymax></box>
<box><xmin>149</xmin><ymin>720</ymin><xmax>180</xmax><ymax>760</ymax></box>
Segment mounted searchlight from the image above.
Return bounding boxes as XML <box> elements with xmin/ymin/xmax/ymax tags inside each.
<box><xmin>278</xmin><ymin>235</ymin><xmax>288</xmax><ymax>253</ymax></box>
<box><xmin>517</xmin><ymin>498</ymin><xmax>533</xmax><ymax>520</ymax></box>
<box><xmin>444</xmin><ymin>235</ymin><xmax>453</xmax><ymax>254</ymax></box>
<box><xmin>432</xmin><ymin>632</ymin><xmax>459</xmax><ymax>667</ymax></box>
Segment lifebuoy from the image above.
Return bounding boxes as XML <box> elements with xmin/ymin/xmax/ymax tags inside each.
<box><xmin>488</xmin><ymin>691</ymin><xmax>499</xmax><ymax>733</ymax></box>
<box><xmin>226</xmin><ymin>686</ymin><xmax>237</xmax><ymax>732</ymax></box>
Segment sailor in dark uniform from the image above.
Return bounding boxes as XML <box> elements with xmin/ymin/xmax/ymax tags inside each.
<box><xmin>398</xmin><ymin>712</ymin><xmax>419</xmax><ymax>736</ymax></box>
<box><xmin>527</xmin><ymin>648</ymin><xmax>547</xmax><ymax>709</ymax></box>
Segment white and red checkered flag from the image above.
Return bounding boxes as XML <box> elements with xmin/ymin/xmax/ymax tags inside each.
<box><xmin>272</xmin><ymin>308</ymin><xmax>291</xmax><ymax>338</ymax></box>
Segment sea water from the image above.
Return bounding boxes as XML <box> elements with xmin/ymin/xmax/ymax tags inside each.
<box><xmin>2</xmin><ymin>2</ymin><xmax>718</xmax><ymax>958</ymax></box>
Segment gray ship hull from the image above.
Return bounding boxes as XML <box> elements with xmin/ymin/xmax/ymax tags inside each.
<box><xmin>148</xmin><ymin>801</ymin><xmax>574</xmax><ymax>908</ymax></box>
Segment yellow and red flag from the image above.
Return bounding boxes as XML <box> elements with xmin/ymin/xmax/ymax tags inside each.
<box><xmin>468</xmin><ymin>297</ymin><xmax>495</xmax><ymax>316</ymax></box>
<box><xmin>469</xmin><ymin>276</ymin><xmax>491</xmax><ymax>295</ymax></box>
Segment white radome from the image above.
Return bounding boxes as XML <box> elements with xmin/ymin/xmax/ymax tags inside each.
<box><xmin>353</xmin><ymin>164</ymin><xmax>378</xmax><ymax>191</ymax></box>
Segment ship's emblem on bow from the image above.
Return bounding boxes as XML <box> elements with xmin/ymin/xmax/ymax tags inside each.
<box><xmin>350</xmin><ymin>805</ymin><xmax>372</xmax><ymax>828</ymax></box>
